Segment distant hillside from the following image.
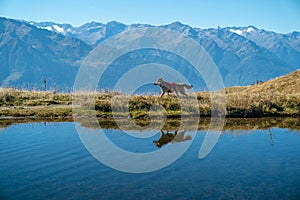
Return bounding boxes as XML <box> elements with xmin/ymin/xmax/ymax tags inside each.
<box><xmin>225</xmin><ymin>69</ymin><xmax>300</xmax><ymax>117</ymax></box>
<box><xmin>227</xmin><ymin>69</ymin><xmax>300</xmax><ymax>95</ymax></box>
<box><xmin>0</xmin><ymin>17</ymin><xmax>91</xmax><ymax>90</ymax></box>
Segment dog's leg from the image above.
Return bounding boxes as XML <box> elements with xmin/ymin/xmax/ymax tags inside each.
<box><xmin>160</xmin><ymin>91</ymin><xmax>165</xmax><ymax>98</ymax></box>
<box><xmin>179</xmin><ymin>88</ymin><xmax>187</xmax><ymax>96</ymax></box>
<box><xmin>181</xmin><ymin>91</ymin><xmax>187</xmax><ymax>96</ymax></box>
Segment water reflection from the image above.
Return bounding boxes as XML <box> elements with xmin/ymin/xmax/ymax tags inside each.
<box><xmin>0</xmin><ymin>120</ymin><xmax>299</xmax><ymax>199</ymax></box>
<box><xmin>0</xmin><ymin>118</ymin><xmax>73</xmax><ymax>129</ymax></box>
<box><xmin>81</xmin><ymin>117</ymin><xmax>300</xmax><ymax>131</ymax></box>
<box><xmin>1</xmin><ymin>117</ymin><xmax>299</xmax><ymax>131</ymax></box>
<box><xmin>268</xmin><ymin>129</ymin><xmax>274</xmax><ymax>148</ymax></box>
<box><xmin>153</xmin><ymin>130</ymin><xmax>192</xmax><ymax>148</ymax></box>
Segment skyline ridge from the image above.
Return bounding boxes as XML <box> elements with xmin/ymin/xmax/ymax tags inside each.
<box><xmin>1</xmin><ymin>0</ymin><xmax>299</xmax><ymax>34</ymax></box>
<box><xmin>0</xmin><ymin>16</ymin><xmax>299</xmax><ymax>91</ymax></box>
<box><xmin>26</xmin><ymin>18</ymin><xmax>300</xmax><ymax>34</ymax></box>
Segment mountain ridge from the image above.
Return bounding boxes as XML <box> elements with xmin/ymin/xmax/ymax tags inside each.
<box><xmin>0</xmin><ymin>17</ymin><xmax>299</xmax><ymax>91</ymax></box>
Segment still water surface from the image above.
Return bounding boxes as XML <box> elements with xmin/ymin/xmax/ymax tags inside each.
<box><xmin>0</xmin><ymin>120</ymin><xmax>299</xmax><ymax>199</ymax></box>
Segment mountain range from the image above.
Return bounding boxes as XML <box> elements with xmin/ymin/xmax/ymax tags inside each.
<box><xmin>0</xmin><ymin>17</ymin><xmax>299</xmax><ymax>91</ymax></box>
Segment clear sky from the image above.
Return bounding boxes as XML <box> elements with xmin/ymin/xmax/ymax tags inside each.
<box><xmin>0</xmin><ymin>0</ymin><xmax>299</xmax><ymax>33</ymax></box>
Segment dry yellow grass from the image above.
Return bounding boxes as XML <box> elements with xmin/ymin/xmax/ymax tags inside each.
<box><xmin>0</xmin><ymin>88</ymin><xmax>71</xmax><ymax>106</ymax></box>
<box><xmin>226</xmin><ymin>69</ymin><xmax>300</xmax><ymax>95</ymax></box>
<box><xmin>224</xmin><ymin>69</ymin><xmax>300</xmax><ymax>117</ymax></box>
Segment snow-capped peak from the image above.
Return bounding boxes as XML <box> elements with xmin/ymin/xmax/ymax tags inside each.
<box><xmin>230</xmin><ymin>29</ymin><xmax>243</xmax><ymax>35</ymax></box>
<box><xmin>246</xmin><ymin>27</ymin><xmax>254</xmax><ymax>32</ymax></box>
<box><xmin>28</xmin><ymin>21</ymin><xmax>68</xmax><ymax>35</ymax></box>
<box><xmin>229</xmin><ymin>27</ymin><xmax>255</xmax><ymax>35</ymax></box>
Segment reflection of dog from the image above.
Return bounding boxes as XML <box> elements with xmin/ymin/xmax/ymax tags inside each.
<box><xmin>153</xmin><ymin>130</ymin><xmax>192</xmax><ymax>148</ymax></box>
<box><xmin>154</xmin><ymin>78</ymin><xmax>193</xmax><ymax>97</ymax></box>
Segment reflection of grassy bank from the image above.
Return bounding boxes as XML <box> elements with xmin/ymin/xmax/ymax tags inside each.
<box><xmin>78</xmin><ymin>117</ymin><xmax>300</xmax><ymax>131</ymax></box>
<box><xmin>0</xmin><ymin>117</ymin><xmax>300</xmax><ymax>131</ymax></box>
<box><xmin>1</xmin><ymin>117</ymin><xmax>299</xmax><ymax>131</ymax></box>
<box><xmin>0</xmin><ymin>118</ymin><xmax>73</xmax><ymax>130</ymax></box>
<box><xmin>0</xmin><ymin>70</ymin><xmax>299</xmax><ymax>119</ymax></box>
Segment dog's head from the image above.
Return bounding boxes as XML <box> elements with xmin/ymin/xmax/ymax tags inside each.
<box><xmin>154</xmin><ymin>78</ymin><xmax>164</xmax><ymax>85</ymax></box>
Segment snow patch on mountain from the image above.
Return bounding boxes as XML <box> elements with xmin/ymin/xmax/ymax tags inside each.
<box><xmin>229</xmin><ymin>27</ymin><xmax>255</xmax><ymax>35</ymax></box>
<box><xmin>53</xmin><ymin>25</ymin><xmax>64</xmax><ymax>33</ymax></box>
<box><xmin>86</xmin><ymin>25</ymin><xmax>104</xmax><ymax>31</ymax></box>
<box><xmin>230</xmin><ymin>29</ymin><xmax>243</xmax><ymax>35</ymax></box>
<box><xmin>44</xmin><ymin>26</ymin><xmax>53</xmax><ymax>31</ymax></box>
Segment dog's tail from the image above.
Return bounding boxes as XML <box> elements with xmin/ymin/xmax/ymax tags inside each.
<box><xmin>183</xmin><ymin>84</ymin><xmax>193</xmax><ymax>90</ymax></box>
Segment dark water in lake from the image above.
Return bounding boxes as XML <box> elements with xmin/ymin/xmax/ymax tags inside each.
<box><xmin>0</xmin><ymin>120</ymin><xmax>299</xmax><ymax>199</ymax></box>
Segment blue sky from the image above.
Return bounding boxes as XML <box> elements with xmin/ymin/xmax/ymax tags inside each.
<box><xmin>0</xmin><ymin>0</ymin><xmax>299</xmax><ymax>33</ymax></box>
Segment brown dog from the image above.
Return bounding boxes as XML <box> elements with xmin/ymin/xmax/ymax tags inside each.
<box><xmin>154</xmin><ymin>78</ymin><xmax>193</xmax><ymax>97</ymax></box>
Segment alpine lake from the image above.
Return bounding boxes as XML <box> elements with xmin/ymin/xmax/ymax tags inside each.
<box><xmin>0</xmin><ymin>117</ymin><xmax>299</xmax><ymax>200</ymax></box>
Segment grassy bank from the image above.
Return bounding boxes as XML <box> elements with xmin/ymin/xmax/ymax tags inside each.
<box><xmin>0</xmin><ymin>70</ymin><xmax>299</xmax><ymax>119</ymax></box>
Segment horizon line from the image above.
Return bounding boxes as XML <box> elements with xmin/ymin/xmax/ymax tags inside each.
<box><xmin>1</xmin><ymin>16</ymin><xmax>299</xmax><ymax>34</ymax></box>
